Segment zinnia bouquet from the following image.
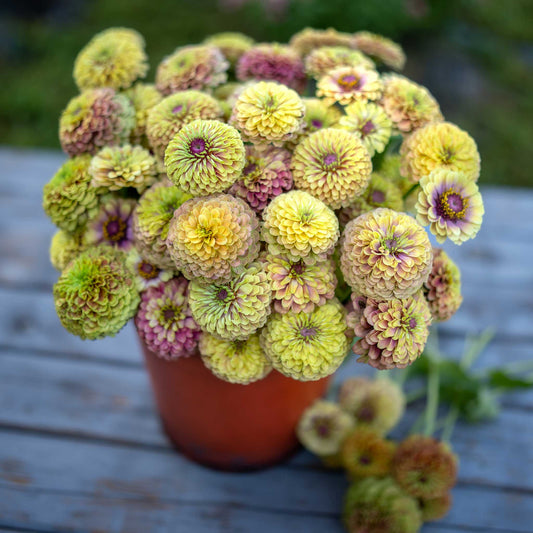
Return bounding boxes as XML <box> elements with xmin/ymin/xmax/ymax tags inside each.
<box><xmin>45</xmin><ymin>26</ymin><xmax>483</xmax><ymax>385</ymax></box>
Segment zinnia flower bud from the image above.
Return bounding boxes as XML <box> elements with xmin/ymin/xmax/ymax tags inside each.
<box><xmin>199</xmin><ymin>332</ymin><xmax>271</xmax><ymax>384</ymax></box>
<box><xmin>54</xmin><ymin>246</ymin><xmax>140</xmax><ymax>340</ymax></box>
<box><xmin>260</xmin><ymin>298</ymin><xmax>348</xmax><ymax>381</ymax></box>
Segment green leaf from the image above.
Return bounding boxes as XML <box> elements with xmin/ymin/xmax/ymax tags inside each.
<box><xmin>488</xmin><ymin>370</ymin><xmax>533</xmax><ymax>391</ymax></box>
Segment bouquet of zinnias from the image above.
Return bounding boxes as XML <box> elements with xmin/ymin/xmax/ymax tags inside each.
<box><xmin>44</xmin><ymin>27</ymin><xmax>483</xmax><ymax>384</ymax></box>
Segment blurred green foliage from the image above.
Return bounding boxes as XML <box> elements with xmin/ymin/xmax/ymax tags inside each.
<box><xmin>0</xmin><ymin>0</ymin><xmax>531</xmax><ymax>187</ymax></box>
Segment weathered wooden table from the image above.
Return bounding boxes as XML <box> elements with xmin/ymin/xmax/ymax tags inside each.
<box><xmin>0</xmin><ymin>147</ymin><xmax>532</xmax><ymax>533</ymax></box>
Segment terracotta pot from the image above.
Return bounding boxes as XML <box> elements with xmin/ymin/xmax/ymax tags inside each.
<box><xmin>139</xmin><ymin>334</ymin><xmax>331</xmax><ymax>471</ymax></box>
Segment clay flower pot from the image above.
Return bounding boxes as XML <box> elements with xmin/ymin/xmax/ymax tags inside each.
<box><xmin>139</xmin><ymin>334</ymin><xmax>331</xmax><ymax>471</ymax></box>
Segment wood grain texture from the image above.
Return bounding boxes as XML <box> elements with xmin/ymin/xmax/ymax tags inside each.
<box><xmin>1</xmin><ymin>148</ymin><xmax>532</xmax><ymax>532</ymax></box>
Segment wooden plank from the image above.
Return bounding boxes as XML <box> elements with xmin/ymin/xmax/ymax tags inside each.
<box><xmin>0</xmin><ymin>347</ymin><xmax>531</xmax><ymax>491</ymax></box>
<box><xmin>0</xmin><ymin>432</ymin><xmax>531</xmax><ymax>532</ymax></box>
<box><xmin>0</xmin><ymin>485</ymin><xmax>343</xmax><ymax>533</ymax></box>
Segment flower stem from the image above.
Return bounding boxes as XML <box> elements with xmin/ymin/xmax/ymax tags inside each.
<box><xmin>403</xmin><ymin>183</ymin><xmax>419</xmax><ymax>200</ymax></box>
<box><xmin>423</xmin><ymin>356</ymin><xmax>440</xmax><ymax>437</ymax></box>
<box><xmin>406</xmin><ymin>387</ymin><xmax>426</xmax><ymax>403</ymax></box>
<box><xmin>441</xmin><ymin>405</ymin><xmax>459</xmax><ymax>443</ymax></box>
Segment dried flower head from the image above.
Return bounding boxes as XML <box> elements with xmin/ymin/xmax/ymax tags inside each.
<box><xmin>400</xmin><ymin>121</ymin><xmax>480</xmax><ymax>183</ymax></box>
<box><xmin>305</xmin><ymin>46</ymin><xmax>374</xmax><ymax>80</ymax></box>
<box><xmin>260</xmin><ymin>299</ymin><xmax>348</xmax><ymax>381</ymax></box>
<box><xmin>199</xmin><ymin>332</ymin><xmax>271</xmax><ymax>384</ymax></box>
<box><xmin>340</xmin><ymin>208</ymin><xmax>432</xmax><ymax>300</ymax></box>
<box><xmin>393</xmin><ymin>435</ymin><xmax>458</xmax><ymax>499</ymax></box>
<box><xmin>416</xmin><ymin>169</ymin><xmax>484</xmax><ymax>245</ymax></box>
<box><xmin>317</xmin><ymin>66</ymin><xmax>383</xmax><ymax>106</ymax></box>
<box><xmin>229</xmin><ymin>145</ymin><xmax>293</xmax><ymax>214</ymax></box>
<box><xmin>343</xmin><ymin>477</ymin><xmax>422</xmax><ymax>533</ymax></box>
<box><xmin>189</xmin><ymin>262</ymin><xmax>272</xmax><ymax>341</ymax></box>
<box><xmin>297</xmin><ymin>400</ymin><xmax>355</xmax><ymax>457</ymax></box>
<box><xmin>350</xmin><ymin>293</ymin><xmax>432</xmax><ymax>369</ymax></box>
<box><xmin>339</xmin><ymin>377</ymin><xmax>406</xmax><ymax>435</ymax></box>
<box><xmin>167</xmin><ymin>194</ymin><xmax>259</xmax><ymax>282</ymax></box>
<box><xmin>289</xmin><ymin>28</ymin><xmax>353</xmax><ymax>57</ymax></box>
<box><xmin>126</xmin><ymin>249</ymin><xmax>174</xmax><ymax>290</ymax></box>
<box><xmin>381</xmin><ymin>74</ymin><xmax>442</xmax><ymax>134</ymax></box>
<box><xmin>237</xmin><ymin>43</ymin><xmax>306</xmax><ymax>92</ymax></box>
<box><xmin>165</xmin><ymin>119</ymin><xmax>245</xmax><ymax>195</ymax></box>
<box><xmin>133</xmin><ymin>182</ymin><xmax>192</xmax><ymax>270</ymax></box>
<box><xmin>43</xmin><ymin>155</ymin><xmax>104</xmax><ymax>232</ymax></box>
<box><xmin>155</xmin><ymin>44</ymin><xmax>228</xmax><ymax>95</ymax></box>
<box><xmin>352</xmin><ymin>31</ymin><xmax>406</xmax><ymax>70</ymax></box>
<box><xmin>266</xmin><ymin>254</ymin><xmax>336</xmax><ymax>314</ymax></box>
<box><xmin>262</xmin><ymin>190</ymin><xmax>340</xmax><ymax>263</ymax></box>
<box><xmin>83</xmin><ymin>196</ymin><xmax>136</xmax><ymax>251</ymax></box>
<box><xmin>342</xmin><ymin>427</ymin><xmax>396</xmax><ymax>479</ymax></box>
<box><xmin>135</xmin><ymin>277</ymin><xmax>201</xmax><ymax>359</ymax></box>
<box><xmin>73</xmin><ymin>27</ymin><xmax>148</xmax><ymax>91</ymax></box>
<box><xmin>146</xmin><ymin>90</ymin><xmax>224</xmax><ymax>158</ymax></box>
<box><xmin>204</xmin><ymin>32</ymin><xmax>254</xmax><ymax>65</ymax></box>
<box><xmin>291</xmin><ymin>128</ymin><xmax>372</xmax><ymax>209</ymax></box>
<box><xmin>54</xmin><ymin>246</ymin><xmax>140</xmax><ymax>340</ymax></box>
<box><xmin>338</xmin><ymin>101</ymin><xmax>392</xmax><ymax>157</ymax></box>
<box><xmin>424</xmin><ymin>248</ymin><xmax>462</xmax><ymax>322</ymax></box>
<box><xmin>419</xmin><ymin>493</ymin><xmax>452</xmax><ymax>522</ymax></box>
<box><xmin>231</xmin><ymin>81</ymin><xmax>305</xmax><ymax>145</ymax></box>
<box><xmin>49</xmin><ymin>230</ymin><xmax>87</xmax><ymax>271</ymax></box>
<box><xmin>59</xmin><ymin>88</ymin><xmax>135</xmax><ymax>156</ymax></box>
<box><xmin>123</xmin><ymin>83</ymin><xmax>163</xmax><ymax>145</ymax></box>
<box><xmin>90</xmin><ymin>144</ymin><xmax>157</xmax><ymax>192</ymax></box>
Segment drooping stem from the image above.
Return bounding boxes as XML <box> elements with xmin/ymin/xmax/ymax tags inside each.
<box><xmin>441</xmin><ymin>405</ymin><xmax>460</xmax><ymax>443</ymax></box>
<box><xmin>402</xmin><ymin>183</ymin><xmax>420</xmax><ymax>200</ymax></box>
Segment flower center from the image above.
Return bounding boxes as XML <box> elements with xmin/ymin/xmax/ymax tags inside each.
<box><xmin>243</xmin><ymin>162</ymin><xmax>258</xmax><ymax>176</ymax></box>
<box><xmin>263</xmin><ymin>96</ymin><xmax>277</xmax><ymax>112</ymax></box>
<box><xmin>371</xmin><ymin>189</ymin><xmax>386</xmax><ymax>204</ymax></box>
<box><xmin>337</xmin><ymin>73</ymin><xmax>361</xmax><ymax>90</ymax></box>
<box><xmin>437</xmin><ymin>189</ymin><xmax>468</xmax><ymax>221</ymax></box>
<box><xmin>360</xmin><ymin>120</ymin><xmax>375</xmax><ymax>136</ymax></box>
<box><xmin>311</xmin><ymin>118</ymin><xmax>323</xmax><ymax>129</ymax></box>
<box><xmin>322</xmin><ymin>153</ymin><xmax>338</xmax><ymax>168</ymax></box>
<box><xmin>440</xmin><ymin>146</ymin><xmax>455</xmax><ymax>164</ymax></box>
<box><xmin>359</xmin><ymin>455</ymin><xmax>371</xmax><ymax>465</ymax></box>
<box><xmin>357</xmin><ymin>404</ymin><xmax>375</xmax><ymax>423</ymax></box>
<box><xmin>172</xmin><ymin>104</ymin><xmax>183</xmax><ymax>114</ymax></box>
<box><xmin>190</xmin><ymin>137</ymin><xmax>206</xmax><ymax>155</ymax></box>
<box><xmin>159</xmin><ymin>303</ymin><xmax>182</xmax><ymax>326</ymax></box>
<box><xmin>383</xmin><ymin>236</ymin><xmax>399</xmax><ymax>253</ymax></box>
<box><xmin>290</xmin><ymin>261</ymin><xmax>306</xmax><ymax>277</ymax></box>
<box><xmin>102</xmin><ymin>216</ymin><xmax>127</xmax><ymax>242</ymax></box>
<box><xmin>138</xmin><ymin>261</ymin><xmax>160</xmax><ymax>280</ymax></box>
<box><xmin>312</xmin><ymin>416</ymin><xmax>331</xmax><ymax>437</ymax></box>
<box><xmin>300</xmin><ymin>326</ymin><xmax>317</xmax><ymax>339</ymax></box>
<box><xmin>216</xmin><ymin>288</ymin><xmax>228</xmax><ymax>301</ymax></box>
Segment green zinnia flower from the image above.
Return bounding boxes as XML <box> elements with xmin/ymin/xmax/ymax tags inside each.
<box><xmin>53</xmin><ymin>246</ymin><xmax>140</xmax><ymax>340</ymax></box>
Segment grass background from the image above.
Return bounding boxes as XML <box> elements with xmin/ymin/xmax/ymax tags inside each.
<box><xmin>1</xmin><ymin>0</ymin><xmax>531</xmax><ymax>187</ymax></box>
